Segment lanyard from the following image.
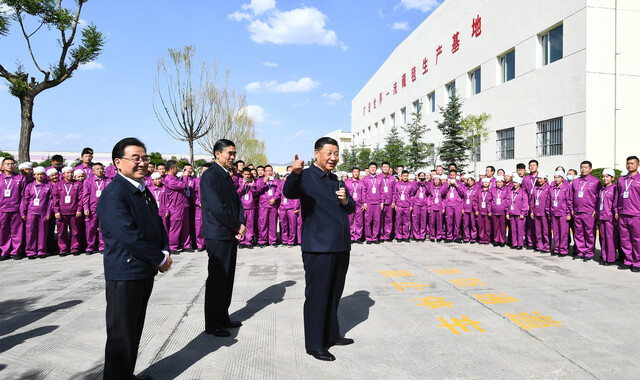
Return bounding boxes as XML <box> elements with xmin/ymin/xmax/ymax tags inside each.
<box><xmin>511</xmin><ymin>189</ymin><xmax>518</xmax><ymax>204</ymax></box>
<box><xmin>530</xmin><ymin>178</ymin><xmax>536</xmax><ymax>194</ymax></box>
<box><xmin>353</xmin><ymin>182</ymin><xmax>358</xmax><ymax>193</ymax></box>
<box><xmin>536</xmin><ymin>188</ymin><xmax>543</xmax><ymax>203</ymax></box>
<box><xmin>482</xmin><ymin>190</ymin><xmax>488</xmax><ymax>202</ymax></box>
<box><xmin>601</xmin><ymin>189</ymin><xmax>608</xmax><ymax>207</ymax></box>
<box><xmin>154</xmin><ymin>189</ymin><xmax>160</xmax><ymax>200</ymax></box>
<box><xmin>434</xmin><ymin>188</ymin><xmax>440</xmax><ymax>197</ymax></box>
<box><xmin>401</xmin><ymin>183</ymin><xmax>407</xmax><ymax>195</ymax></box>
<box><xmin>64</xmin><ymin>182</ymin><xmax>73</xmax><ymax>197</ymax></box>
<box><xmin>96</xmin><ymin>179</ymin><xmax>104</xmax><ymax>191</ymax></box>
<box><xmin>34</xmin><ymin>184</ymin><xmax>43</xmax><ymax>199</ymax></box>
<box><xmin>467</xmin><ymin>189</ymin><xmax>473</xmax><ymax>199</ymax></box>
<box><xmin>554</xmin><ymin>188</ymin><xmax>561</xmax><ymax>201</ymax></box>
<box><xmin>579</xmin><ymin>180</ymin><xmax>587</xmax><ymax>193</ymax></box>
<box><xmin>496</xmin><ymin>188</ymin><xmax>503</xmax><ymax>201</ymax></box>
<box><xmin>625</xmin><ymin>178</ymin><xmax>634</xmax><ymax>192</ymax></box>
<box><xmin>4</xmin><ymin>178</ymin><xmax>12</xmax><ymax>189</ymax></box>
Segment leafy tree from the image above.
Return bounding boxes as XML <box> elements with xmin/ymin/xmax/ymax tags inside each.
<box><xmin>193</xmin><ymin>158</ymin><xmax>207</xmax><ymax>169</ymax></box>
<box><xmin>382</xmin><ymin>126</ymin><xmax>406</xmax><ymax>169</ymax></box>
<box><xmin>148</xmin><ymin>152</ymin><xmax>165</xmax><ymax>166</ymax></box>
<box><xmin>0</xmin><ymin>151</ymin><xmax>15</xmax><ymax>161</ymax></box>
<box><xmin>370</xmin><ymin>145</ymin><xmax>386</xmax><ymax>167</ymax></box>
<box><xmin>338</xmin><ymin>147</ymin><xmax>358</xmax><ymax>172</ymax></box>
<box><xmin>306</xmin><ymin>158</ymin><xmax>316</xmax><ymax>167</ymax></box>
<box><xmin>0</xmin><ymin>0</ymin><xmax>105</xmax><ymax>162</ymax></box>
<box><xmin>435</xmin><ymin>89</ymin><xmax>466</xmax><ymax>170</ymax></box>
<box><xmin>402</xmin><ymin>102</ymin><xmax>432</xmax><ymax>172</ymax></box>
<box><xmin>461</xmin><ymin>113</ymin><xmax>491</xmax><ymax>177</ymax></box>
<box><xmin>355</xmin><ymin>143</ymin><xmax>371</xmax><ymax>170</ymax></box>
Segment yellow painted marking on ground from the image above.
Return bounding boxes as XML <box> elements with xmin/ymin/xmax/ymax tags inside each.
<box><xmin>437</xmin><ymin>316</ymin><xmax>485</xmax><ymax>335</ymax></box>
<box><xmin>474</xmin><ymin>293</ymin><xmax>520</xmax><ymax>304</ymax></box>
<box><xmin>378</xmin><ymin>270</ymin><xmax>413</xmax><ymax>278</ymax></box>
<box><xmin>448</xmin><ymin>278</ymin><xmax>486</xmax><ymax>287</ymax></box>
<box><xmin>410</xmin><ymin>296</ymin><xmax>453</xmax><ymax>309</ymax></box>
<box><xmin>430</xmin><ymin>268</ymin><xmax>462</xmax><ymax>275</ymax></box>
<box><xmin>391</xmin><ymin>281</ymin><xmax>430</xmax><ymax>292</ymax></box>
<box><xmin>504</xmin><ymin>311</ymin><xmax>562</xmax><ymax>329</ymax></box>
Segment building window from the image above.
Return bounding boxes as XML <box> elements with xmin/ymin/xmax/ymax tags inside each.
<box><xmin>391</xmin><ymin>113</ymin><xmax>395</xmax><ymax>128</ymax></box>
<box><xmin>428</xmin><ymin>92</ymin><xmax>435</xmax><ymax>113</ymax></box>
<box><xmin>446</xmin><ymin>81</ymin><xmax>456</xmax><ymax>99</ymax></box>
<box><xmin>496</xmin><ymin>128</ymin><xmax>514</xmax><ymax>160</ymax></box>
<box><xmin>468</xmin><ymin>135</ymin><xmax>481</xmax><ymax>162</ymax></box>
<box><xmin>401</xmin><ymin>107</ymin><xmax>406</xmax><ymax>125</ymax></box>
<box><xmin>469</xmin><ymin>68</ymin><xmax>481</xmax><ymax>96</ymax></box>
<box><xmin>381</xmin><ymin>117</ymin><xmax>385</xmax><ymax>133</ymax></box>
<box><xmin>413</xmin><ymin>100</ymin><xmax>420</xmax><ymax>114</ymax></box>
<box><xmin>500</xmin><ymin>50</ymin><xmax>515</xmax><ymax>83</ymax></box>
<box><xmin>541</xmin><ymin>25</ymin><xmax>563</xmax><ymax>66</ymax></box>
<box><xmin>427</xmin><ymin>143</ymin><xmax>435</xmax><ymax>166</ymax></box>
<box><xmin>374</xmin><ymin>122</ymin><xmax>378</xmax><ymax>136</ymax></box>
<box><xmin>537</xmin><ymin>117</ymin><xmax>563</xmax><ymax>156</ymax></box>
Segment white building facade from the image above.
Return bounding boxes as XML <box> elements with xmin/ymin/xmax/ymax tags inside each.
<box><xmin>351</xmin><ymin>0</ymin><xmax>640</xmax><ymax>173</ymax></box>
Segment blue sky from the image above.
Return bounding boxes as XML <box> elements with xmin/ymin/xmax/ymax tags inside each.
<box><xmin>0</xmin><ymin>0</ymin><xmax>443</xmax><ymax>164</ymax></box>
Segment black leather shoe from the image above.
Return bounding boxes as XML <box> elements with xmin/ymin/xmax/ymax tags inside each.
<box><xmin>11</xmin><ymin>255</ymin><xmax>23</xmax><ymax>260</ymax></box>
<box><xmin>306</xmin><ymin>350</ymin><xmax>335</xmax><ymax>361</ymax></box>
<box><xmin>205</xmin><ymin>328</ymin><xmax>231</xmax><ymax>337</ymax></box>
<box><xmin>603</xmin><ymin>261</ymin><xmax>615</xmax><ymax>266</ymax></box>
<box><xmin>583</xmin><ymin>257</ymin><xmax>592</xmax><ymax>262</ymax></box>
<box><xmin>631</xmin><ymin>266</ymin><xmax>640</xmax><ymax>273</ymax></box>
<box><xmin>224</xmin><ymin>320</ymin><xmax>242</xmax><ymax>328</ymax></box>
<box><xmin>618</xmin><ymin>264</ymin><xmax>630</xmax><ymax>270</ymax></box>
<box><xmin>333</xmin><ymin>337</ymin><xmax>354</xmax><ymax>346</ymax></box>
<box><xmin>134</xmin><ymin>375</ymin><xmax>153</xmax><ymax>380</ymax></box>
<box><xmin>170</xmin><ymin>250</ymin><xmax>179</xmax><ymax>255</ymax></box>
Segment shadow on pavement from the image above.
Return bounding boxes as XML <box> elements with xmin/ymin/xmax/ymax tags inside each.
<box><xmin>142</xmin><ymin>280</ymin><xmax>296</xmax><ymax>379</ymax></box>
<box><xmin>340</xmin><ymin>290</ymin><xmax>375</xmax><ymax>335</ymax></box>
<box><xmin>0</xmin><ymin>299</ymin><xmax>82</xmax><ymax>337</ymax></box>
<box><xmin>0</xmin><ymin>325</ymin><xmax>59</xmax><ymax>355</ymax></box>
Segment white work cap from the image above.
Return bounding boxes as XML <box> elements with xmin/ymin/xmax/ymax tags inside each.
<box><xmin>33</xmin><ymin>166</ymin><xmax>46</xmax><ymax>174</ymax></box>
<box><xmin>409</xmin><ymin>174</ymin><xmax>415</xmax><ymax>180</ymax></box>
<box><xmin>482</xmin><ymin>177</ymin><xmax>491</xmax><ymax>183</ymax></box>
<box><xmin>62</xmin><ymin>167</ymin><xmax>74</xmax><ymax>173</ymax></box>
<box><xmin>151</xmin><ymin>172</ymin><xmax>162</xmax><ymax>179</ymax></box>
<box><xmin>495</xmin><ymin>176</ymin><xmax>504</xmax><ymax>182</ymax></box>
<box><xmin>513</xmin><ymin>176</ymin><xmax>523</xmax><ymax>184</ymax></box>
<box><xmin>504</xmin><ymin>171</ymin><xmax>512</xmax><ymax>177</ymax></box>
<box><xmin>602</xmin><ymin>168</ymin><xmax>615</xmax><ymax>177</ymax></box>
<box><xmin>18</xmin><ymin>162</ymin><xmax>33</xmax><ymax>169</ymax></box>
<box><xmin>440</xmin><ymin>175</ymin><xmax>448</xmax><ymax>180</ymax></box>
<box><xmin>46</xmin><ymin>168</ymin><xmax>58</xmax><ymax>176</ymax></box>
<box><xmin>74</xmin><ymin>169</ymin><xmax>84</xmax><ymax>176</ymax></box>
<box><xmin>553</xmin><ymin>170</ymin><xmax>565</xmax><ymax>178</ymax></box>
<box><xmin>538</xmin><ymin>172</ymin><xmax>548</xmax><ymax>179</ymax></box>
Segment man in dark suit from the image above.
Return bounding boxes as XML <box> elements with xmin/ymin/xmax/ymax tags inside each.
<box><xmin>283</xmin><ymin>137</ymin><xmax>356</xmax><ymax>361</ymax></box>
<box><xmin>97</xmin><ymin>138</ymin><xmax>173</xmax><ymax>380</ymax></box>
<box><xmin>200</xmin><ymin>139</ymin><xmax>247</xmax><ymax>337</ymax></box>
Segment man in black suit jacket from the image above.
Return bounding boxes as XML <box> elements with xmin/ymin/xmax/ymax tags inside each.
<box><xmin>200</xmin><ymin>139</ymin><xmax>246</xmax><ymax>337</ymax></box>
<box><xmin>283</xmin><ymin>137</ymin><xmax>356</xmax><ymax>362</ymax></box>
<box><xmin>97</xmin><ymin>138</ymin><xmax>172</xmax><ymax>380</ymax></box>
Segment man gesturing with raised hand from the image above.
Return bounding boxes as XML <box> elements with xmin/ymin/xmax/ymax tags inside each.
<box><xmin>283</xmin><ymin>137</ymin><xmax>356</xmax><ymax>361</ymax></box>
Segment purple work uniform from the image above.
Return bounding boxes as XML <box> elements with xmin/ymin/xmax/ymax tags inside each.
<box><xmin>346</xmin><ymin>178</ymin><xmax>365</xmax><ymax>242</ymax></box>
<box><xmin>393</xmin><ymin>181</ymin><xmax>415</xmax><ymax>240</ymax></box>
<box><xmin>104</xmin><ymin>165</ymin><xmax>117</xmax><ymax>179</ymax></box>
<box><xmin>82</xmin><ymin>175</ymin><xmax>110</xmax><ymax>252</ymax></box>
<box><xmin>279</xmin><ymin>184</ymin><xmax>300</xmax><ymax>245</ymax></box>
<box><xmin>474</xmin><ymin>188</ymin><xmax>493</xmax><ymax>244</ymax></box>
<box><xmin>149</xmin><ymin>182</ymin><xmax>170</xmax><ymax>233</ymax></box>
<box><xmin>380</xmin><ymin>174</ymin><xmax>396</xmax><ymax>240</ymax></box>
<box><xmin>429</xmin><ymin>185</ymin><xmax>446</xmax><ymax>240</ymax></box>
<box><xmin>363</xmin><ymin>174</ymin><xmax>383</xmax><ymax>242</ymax></box>
<box><xmin>443</xmin><ymin>181</ymin><xmax>463</xmax><ymax>241</ymax></box>
<box><xmin>256</xmin><ymin>177</ymin><xmax>280</xmax><ymax>245</ymax></box>
<box><xmin>460</xmin><ymin>186</ymin><xmax>477</xmax><ymax>243</ymax></box>
<box><xmin>549</xmin><ymin>181</ymin><xmax>573</xmax><ymax>255</ymax></box>
<box><xmin>598</xmin><ymin>183</ymin><xmax>618</xmax><ymax>263</ymax></box>
<box><xmin>508</xmin><ymin>188</ymin><xmax>529</xmax><ymax>248</ymax></box>
<box><xmin>164</xmin><ymin>173</ymin><xmax>191</xmax><ymax>251</ymax></box>
<box><xmin>192</xmin><ymin>177</ymin><xmax>205</xmax><ymax>250</ymax></box>
<box><xmin>571</xmin><ymin>175</ymin><xmax>602</xmax><ymax>259</ymax></box>
<box><xmin>522</xmin><ymin>173</ymin><xmax>539</xmax><ymax>248</ymax></box>
<box><xmin>237</xmin><ymin>180</ymin><xmax>257</xmax><ymax>247</ymax></box>
<box><xmin>52</xmin><ymin>179</ymin><xmax>83</xmax><ymax>254</ymax></box>
<box><xmin>411</xmin><ymin>181</ymin><xmax>429</xmax><ymax>240</ymax></box>
<box><xmin>616</xmin><ymin>173</ymin><xmax>640</xmax><ymax>268</ymax></box>
<box><xmin>74</xmin><ymin>163</ymin><xmax>93</xmax><ymax>179</ymax></box>
<box><xmin>530</xmin><ymin>184</ymin><xmax>551</xmax><ymax>252</ymax></box>
<box><xmin>0</xmin><ymin>173</ymin><xmax>25</xmax><ymax>257</ymax></box>
<box><xmin>491</xmin><ymin>186</ymin><xmax>510</xmax><ymax>244</ymax></box>
<box><xmin>183</xmin><ymin>175</ymin><xmax>197</xmax><ymax>248</ymax></box>
<box><xmin>20</xmin><ymin>180</ymin><xmax>53</xmax><ymax>257</ymax></box>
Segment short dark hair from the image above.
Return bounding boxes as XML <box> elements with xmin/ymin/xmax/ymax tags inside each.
<box><xmin>93</xmin><ymin>162</ymin><xmax>104</xmax><ymax>168</ymax></box>
<box><xmin>401</xmin><ymin>170</ymin><xmax>409</xmax><ymax>175</ymax></box>
<box><xmin>112</xmin><ymin>138</ymin><xmax>146</xmax><ymax>165</ymax></box>
<box><xmin>352</xmin><ymin>167</ymin><xmax>360</xmax><ymax>171</ymax></box>
<box><xmin>580</xmin><ymin>160</ymin><xmax>592</xmax><ymax>169</ymax></box>
<box><xmin>242</xmin><ymin>167</ymin><xmax>251</xmax><ymax>173</ymax></box>
<box><xmin>368</xmin><ymin>162</ymin><xmax>377</xmax><ymax>168</ymax></box>
<box><xmin>381</xmin><ymin>161</ymin><xmax>391</xmax><ymax>167</ymax></box>
<box><xmin>203</xmin><ymin>162</ymin><xmax>213</xmax><ymax>168</ymax></box>
<box><xmin>183</xmin><ymin>163</ymin><xmax>192</xmax><ymax>168</ymax></box>
<box><xmin>449</xmin><ymin>163</ymin><xmax>457</xmax><ymax>169</ymax></box>
<box><xmin>396</xmin><ymin>165</ymin><xmax>404</xmax><ymax>169</ymax></box>
<box><xmin>436</xmin><ymin>165</ymin><xmax>443</xmax><ymax>169</ymax></box>
<box><xmin>156</xmin><ymin>163</ymin><xmax>166</xmax><ymax>168</ymax></box>
<box><xmin>528</xmin><ymin>159</ymin><xmax>539</xmax><ymax>166</ymax></box>
<box><xmin>214</xmin><ymin>139</ymin><xmax>235</xmax><ymax>154</ymax></box>
<box><xmin>257</xmin><ymin>165</ymin><xmax>264</xmax><ymax>170</ymax></box>
<box><xmin>468</xmin><ymin>177</ymin><xmax>476</xmax><ymax>181</ymax></box>
<box><xmin>486</xmin><ymin>166</ymin><xmax>495</xmax><ymax>173</ymax></box>
<box><xmin>236</xmin><ymin>160</ymin><xmax>245</xmax><ymax>165</ymax></box>
<box><xmin>166</xmin><ymin>160</ymin><xmax>178</xmax><ymax>171</ymax></box>
<box><xmin>286</xmin><ymin>165</ymin><xmax>292</xmax><ymax>170</ymax></box>
<box><xmin>449</xmin><ymin>169</ymin><xmax>457</xmax><ymax>174</ymax></box>
<box><xmin>516</xmin><ymin>163</ymin><xmax>526</xmax><ymax>170</ymax></box>
<box><xmin>314</xmin><ymin>137</ymin><xmax>339</xmax><ymax>150</ymax></box>
<box><xmin>51</xmin><ymin>154</ymin><xmax>64</xmax><ymax>162</ymax></box>
<box><xmin>82</xmin><ymin>147</ymin><xmax>93</xmax><ymax>156</ymax></box>
<box><xmin>627</xmin><ymin>156</ymin><xmax>639</xmax><ymax>163</ymax></box>
<box><xmin>567</xmin><ymin>169</ymin><xmax>577</xmax><ymax>175</ymax></box>
<box><xmin>264</xmin><ymin>165</ymin><xmax>273</xmax><ymax>170</ymax></box>
<box><xmin>2</xmin><ymin>157</ymin><xmax>14</xmax><ymax>163</ymax></box>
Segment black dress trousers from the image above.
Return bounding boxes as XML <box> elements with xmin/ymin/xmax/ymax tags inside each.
<box><xmin>204</xmin><ymin>239</ymin><xmax>238</xmax><ymax>330</ymax></box>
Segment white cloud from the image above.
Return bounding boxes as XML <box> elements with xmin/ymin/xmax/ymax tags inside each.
<box><xmin>228</xmin><ymin>11</ymin><xmax>252</xmax><ymax>22</ymax></box>
<box><xmin>241</xmin><ymin>0</ymin><xmax>276</xmax><ymax>15</ymax></box>
<box><xmin>322</xmin><ymin>92</ymin><xmax>343</xmax><ymax>106</ymax></box>
<box><xmin>285</xmin><ymin>129</ymin><xmax>312</xmax><ymax>142</ymax></box>
<box><xmin>263</xmin><ymin>61</ymin><xmax>279</xmax><ymax>67</ymax></box>
<box><xmin>249</xmin><ymin>7</ymin><xmax>341</xmax><ymax>47</ymax></box>
<box><xmin>242</xmin><ymin>105</ymin><xmax>267</xmax><ymax>123</ymax></box>
<box><xmin>245</xmin><ymin>77</ymin><xmax>319</xmax><ymax>93</ymax></box>
<box><xmin>79</xmin><ymin>61</ymin><xmax>105</xmax><ymax>71</ymax></box>
<box><xmin>399</xmin><ymin>0</ymin><xmax>441</xmax><ymax>12</ymax></box>
<box><xmin>392</xmin><ymin>21</ymin><xmax>409</xmax><ymax>31</ymax></box>
<box><xmin>78</xmin><ymin>18</ymin><xmax>88</xmax><ymax>26</ymax></box>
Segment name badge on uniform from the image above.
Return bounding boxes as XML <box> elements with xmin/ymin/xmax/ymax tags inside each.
<box><xmin>268</xmin><ymin>189</ymin><xmax>273</xmax><ymax>196</ymax></box>
<box><xmin>4</xmin><ymin>189</ymin><xmax>10</xmax><ymax>198</ymax></box>
<box><xmin>372</xmin><ymin>187</ymin><xmax>377</xmax><ymax>194</ymax></box>
<box><xmin>419</xmin><ymin>192</ymin><xmax>424</xmax><ymax>199</ymax></box>
<box><xmin>33</xmin><ymin>198</ymin><xmax>40</xmax><ymax>206</ymax></box>
<box><xmin>623</xmin><ymin>191</ymin><xmax>629</xmax><ymax>199</ymax></box>
<box><xmin>400</xmin><ymin>194</ymin><xmax>405</xmax><ymax>201</ymax></box>
<box><xmin>384</xmin><ymin>186</ymin><xmax>388</xmax><ymax>193</ymax></box>
<box><xmin>466</xmin><ymin>199</ymin><xmax>470</xmax><ymax>205</ymax></box>
<box><xmin>244</xmin><ymin>193</ymin><xmax>249</xmax><ymax>201</ymax></box>
<box><xmin>434</xmin><ymin>198</ymin><xmax>439</xmax><ymax>204</ymax></box>
<box><xmin>481</xmin><ymin>201</ymin><xmax>486</xmax><ymax>208</ymax></box>
<box><xmin>553</xmin><ymin>200</ymin><xmax>558</xmax><ymax>207</ymax></box>
<box><xmin>449</xmin><ymin>191</ymin><xmax>454</xmax><ymax>199</ymax></box>
<box><xmin>96</xmin><ymin>190</ymin><xmax>102</xmax><ymax>197</ymax></box>
<box><xmin>65</xmin><ymin>195</ymin><xmax>71</xmax><ymax>204</ymax></box>
<box><xmin>353</xmin><ymin>192</ymin><xmax>358</xmax><ymax>199</ymax></box>
<box><xmin>510</xmin><ymin>204</ymin><xmax>515</xmax><ymax>211</ymax></box>
<box><xmin>578</xmin><ymin>191</ymin><xmax>584</xmax><ymax>198</ymax></box>
<box><xmin>535</xmin><ymin>199</ymin><xmax>540</xmax><ymax>206</ymax></box>
<box><xmin>496</xmin><ymin>198</ymin><xmax>501</xmax><ymax>205</ymax></box>
<box><xmin>156</xmin><ymin>201</ymin><xmax>160</xmax><ymax>208</ymax></box>
<box><xmin>600</xmin><ymin>202</ymin><xmax>604</xmax><ymax>211</ymax></box>
<box><xmin>283</xmin><ymin>198</ymin><xmax>288</xmax><ymax>204</ymax></box>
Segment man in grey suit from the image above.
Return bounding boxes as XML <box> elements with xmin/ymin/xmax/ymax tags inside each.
<box><xmin>200</xmin><ymin>139</ymin><xmax>247</xmax><ymax>337</ymax></box>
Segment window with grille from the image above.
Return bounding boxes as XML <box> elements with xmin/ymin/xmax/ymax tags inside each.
<box><xmin>537</xmin><ymin>117</ymin><xmax>563</xmax><ymax>156</ymax></box>
<box><xmin>496</xmin><ymin>128</ymin><xmax>514</xmax><ymax>160</ymax></box>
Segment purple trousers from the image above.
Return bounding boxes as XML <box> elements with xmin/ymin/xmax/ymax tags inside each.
<box><xmin>509</xmin><ymin>216</ymin><xmax>526</xmax><ymax>247</ymax></box>
<box><xmin>599</xmin><ymin>219</ymin><xmax>618</xmax><ymax>263</ymax></box>
<box><xmin>551</xmin><ymin>215</ymin><xmax>570</xmax><ymax>255</ymax></box>
<box><xmin>429</xmin><ymin>210</ymin><xmax>444</xmax><ymax>240</ymax></box>
<box><xmin>395</xmin><ymin>207</ymin><xmax>411</xmax><ymax>239</ymax></box>
<box><xmin>0</xmin><ymin>211</ymin><xmax>24</xmax><ymax>256</ymax></box>
<box><xmin>25</xmin><ymin>214</ymin><xmax>49</xmax><ymax>256</ymax></box>
<box><xmin>618</xmin><ymin>215</ymin><xmax>640</xmax><ymax>267</ymax></box>
<box><xmin>195</xmin><ymin>207</ymin><xmax>204</xmax><ymax>250</ymax></box>
<box><xmin>168</xmin><ymin>207</ymin><xmax>191</xmax><ymax>251</ymax></box>
<box><xmin>349</xmin><ymin>207</ymin><xmax>364</xmax><ymax>241</ymax></box>
<box><xmin>57</xmin><ymin>214</ymin><xmax>81</xmax><ymax>253</ymax></box>
<box><xmin>364</xmin><ymin>204</ymin><xmax>381</xmax><ymax>242</ymax></box>
<box><xmin>412</xmin><ymin>205</ymin><xmax>428</xmax><ymax>240</ymax></box>
<box><xmin>161</xmin><ymin>213</ymin><xmax>169</xmax><ymax>234</ymax></box>
<box><xmin>280</xmin><ymin>209</ymin><xmax>298</xmax><ymax>244</ymax></box>
<box><xmin>525</xmin><ymin>216</ymin><xmax>536</xmax><ymax>248</ymax></box>
<box><xmin>85</xmin><ymin>211</ymin><xmax>104</xmax><ymax>252</ymax></box>
<box><xmin>445</xmin><ymin>206</ymin><xmax>462</xmax><ymax>240</ymax></box>
<box><xmin>534</xmin><ymin>215</ymin><xmax>550</xmax><ymax>252</ymax></box>
<box><xmin>240</xmin><ymin>209</ymin><xmax>256</xmax><ymax>246</ymax></box>
<box><xmin>297</xmin><ymin>213</ymin><xmax>302</xmax><ymax>244</ymax></box>
<box><xmin>258</xmin><ymin>207</ymin><xmax>278</xmax><ymax>245</ymax></box>
<box><xmin>380</xmin><ymin>204</ymin><xmax>394</xmax><ymax>240</ymax></box>
<box><xmin>462</xmin><ymin>212</ymin><xmax>477</xmax><ymax>242</ymax></box>
<box><xmin>477</xmin><ymin>214</ymin><xmax>491</xmax><ymax>244</ymax></box>
<box><xmin>574</xmin><ymin>213</ymin><xmax>597</xmax><ymax>258</ymax></box>
<box><xmin>492</xmin><ymin>214</ymin><xmax>507</xmax><ymax>244</ymax></box>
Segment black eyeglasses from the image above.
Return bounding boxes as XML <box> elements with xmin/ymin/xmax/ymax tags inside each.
<box><xmin>121</xmin><ymin>156</ymin><xmax>151</xmax><ymax>164</ymax></box>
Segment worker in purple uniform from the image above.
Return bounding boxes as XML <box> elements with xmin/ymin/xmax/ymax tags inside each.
<box><xmin>345</xmin><ymin>167</ymin><xmax>365</xmax><ymax>243</ymax></box>
<box><xmin>193</xmin><ymin>163</ymin><xmax>209</xmax><ymax>251</ymax></box>
<box><xmin>475</xmin><ymin>177</ymin><xmax>493</xmax><ymax>245</ymax></box>
<box><xmin>18</xmin><ymin>162</ymin><xmax>34</xmax><ymax>183</ymax></box>
<box><xmin>460</xmin><ymin>176</ymin><xmax>478</xmax><ymax>243</ymax></box>
<box><xmin>393</xmin><ymin>170</ymin><xmax>414</xmax><ymax>242</ymax></box>
<box><xmin>443</xmin><ymin>170</ymin><xmax>463</xmax><ymax>243</ymax></box>
<box><xmin>83</xmin><ymin>163</ymin><xmax>110</xmax><ymax>254</ymax></box>
<box><xmin>549</xmin><ymin>171</ymin><xmax>573</xmax><ymax>256</ymax></box>
<box><xmin>74</xmin><ymin>147</ymin><xmax>94</xmax><ymax>178</ymax></box>
<box><xmin>279</xmin><ymin>173</ymin><xmax>300</xmax><ymax>246</ymax></box>
<box><xmin>0</xmin><ymin>157</ymin><xmax>25</xmax><ymax>260</ymax></box>
<box><xmin>53</xmin><ymin>167</ymin><xmax>83</xmax><ymax>256</ymax></box>
<box><xmin>255</xmin><ymin>165</ymin><xmax>280</xmax><ymax>246</ymax></box>
<box><xmin>21</xmin><ymin>166</ymin><xmax>53</xmax><ymax>259</ymax></box>
<box><xmin>163</xmin><ymin>160</ymin><xmax>192</xmax><ymax>253</ymax></box>
<box><xmin>571</xmin><ymin>161</ymin><xmax>602</xmax><ymax>261</ymax></box>
<box><xmin>429</xmin><ymin>175</ymin><xmax>446</xmax><ymax>242</ymax></box>
<box><xmin>491</xmin><ymin>176</ymin><xmax>510</xmax><ymax>246</ymax></box>
<box><xmin>362</xmin><ymin>162</ymin><xmax>382</xmax><ymax>244</ymax></box>
<box><xmin>530</xmin><ymin>173</ymin><xmax>551</xmax><ymax>253</ymax></box>
<box><xmin>522</xmin><ymin>160</ymin><xmax>540</xmax><ymax>248</ymax></box>
<box><xmin>615</xmin><ymin>156</ymin><xmax>640</xmax><ymax>272</ymax></box>
<box><xmin>379</xmin><ymin>162</ymin><xmax>395</xmax><ymax>241</ymax></box>
<box><xmin>598</xmin><ymin>169</ymin><xmax>618</xmax><ymax>265</ymax></box>
<box><xmin>149</xmin><ymin>172</ymin><xmax>170</xmax><ymax>233</ymax></box>
<box><xmin>507</xmin><ymin>176</ymin><xmax>528</xmax><ymax>250</ymax></box>
<box><xmin>411</xmin><ymin>172</ymin><xmax>429</xmax><ymax>241</ymax></box>
<box><xmin>46</xmin><ymin>154</ymin><xmax>65</xmax><ymax>175</ymax></box>
<box><xmin>237</xmin><ymin>168</ymin><xmax>257</xmax><ymax>248</ymax></box>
